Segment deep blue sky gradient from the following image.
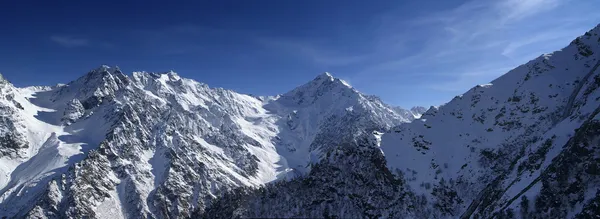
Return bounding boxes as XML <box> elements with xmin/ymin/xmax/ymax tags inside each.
<box><xmin>1</xmin><ymin>0</ymin><xmax>598</xmax><ymax>107</ymax></box>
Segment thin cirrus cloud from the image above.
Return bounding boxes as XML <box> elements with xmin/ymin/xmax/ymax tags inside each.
<box><xmin>257</xmin><ymin>37</ymin><xmax>368</xmax><ymax>67</ymax></box>
<box><xmin>139</xmin><ymin>24</ymin><xmax>370</xmax><ymax>67</ymax></box>
<box><xmin>38</xmin><ymin>1</ymin><xmax>599</xmax><ymax>107</ymax></box>
<box><xmin>49</xmin><ymin>35</ymin><xmax>116</xmax><ymax>49</ymax></box>
<box><xmin>50</xmin><ymin>35</ymin><xmax>90</xmax><ymax>48</ymax></box>
<box><xmin>347</xmin><ymin>0</ymin><xmax>599</xmax><ymax>95</ymax></box>
<box><xmin>497</xmin><ymin>0</ymin><xmax>560</xmax><ymax>23</ymax></box>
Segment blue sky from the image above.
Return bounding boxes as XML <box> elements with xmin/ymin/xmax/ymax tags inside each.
<box><xmin>0</xmin><ymin>0</ymin><xmax>599</xmax><ymax>108</ymax></box>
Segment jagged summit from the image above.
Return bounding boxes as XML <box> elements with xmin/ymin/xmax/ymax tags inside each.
<box><xmin>278</xmin><ymin>72</ymin><xmax>356</xmax><ymax>106</ymax></box>
<box><xmin>132</xmin><ymin>70</ymin><xmax>181</xmax><ymax>82</ymax></box>
<box><xmin>0</xmin><ymin>72</ymin><xmax>17</xmax><ymax>87</ymax></box>
<box><xmin>166</xmin><ymin>70</ymin><xmax>179</xmax><ymax>78</ymax></box>
<box><xmin>309</xmin><ymin>72</ymin><xmax>348</xmax><ymax>87</ymax></box>
<box><xmin>73</xmin><ymin>65</ymin><xmax>126</xmax><ymax>86</ymax></box>
<box><xmin>46</xmin><ymin>65</ymin><xmax>130</xmax><ymax>112</ymax></box>
<box><xmin>0</xmin><ymin>65</ymin><xmax>422</xmax><ymax>218</ymax></box>
<box><xmin>88</xmin><ymin>65</ymin><xmax>122</xmax><ymax>75</ymax></box>
<box><xmin>94</xmin><ymin>64</ymin><xmax>110</xmax><ymax>71</ymax></box>
<box><xmin>314</xmin><ymin>71</ymin><xmax>334</xmax><ymax>81</ymax></box>
<box><xmin>410</xmin><ymin>106</ymin><xmax>427</xmax><ymax>113</ymax></box>
<box><xmin>308</xmin><ymin>72</ymin><xmax>339</xmax><ymax>86</ymax></box>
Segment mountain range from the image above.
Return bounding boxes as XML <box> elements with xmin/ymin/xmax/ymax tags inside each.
<box><xmin>1</xmin><ymin>24</ymin><xmax>600</xmax><ymax>219</ymax></box>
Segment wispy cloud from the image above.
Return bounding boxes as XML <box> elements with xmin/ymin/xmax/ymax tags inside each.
<box><xmin>500</xmin><ymin>29</ymin><xmax>575</xmax><ymax>58</ymax></box>
<box><xmin>496</xmin><ymin>0</ymin><xmax>560</xmax><ymax>23</ymax></box>
<box><xmin>257</xmin><ymin>38</ymin><xmax>367</xmax><ymax>66</ymax></box>
<box><xmin>129</xmin><ymin>24</ymin><xmax>259</xmax><ymax>55</ymax></box>
<box><xmin>349</xmin><ymin>0</ymin><xmax>599</xmax><ymax>95</ymax></box>
<box><xmin>50</xmin><ymin>35</ymin><xmax>89</xmax><ymax>48</ymax></box>
<box><xmin>425</xmin><ymin>65</ymin><xmax>515</xmax><ymax>92</ymax></box>
<box><xmin>106</xmin><ymin>1</ymin><xmax>598</xmax><ymax>107</ymax></box>
<box><xmin>50</xmin><ymin>35</ymin><xmax>116</xmax><ymax>50</ymax></box>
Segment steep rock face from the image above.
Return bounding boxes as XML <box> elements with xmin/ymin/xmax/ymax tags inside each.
<box><xmin>61</xmin><ymin>99</ymin><xmax>84</xmax><ymax>125</ymax></box>
<box><xmin>50</xmin><ymin>65</ymin><xmax>129</xmax><ymax>111</ymax></box>
<box><xmin>0</xmin><ymin>67</ymin><xmax>418</xmax><ymax>218</ymax></box>
<box><xmin>197</xmin><ymin>24</ymin><xmax>600</xmax><ymax>218</ymax></box>
<box><xmin>0</xmin><ymin>74</ymin><xmax>28</xmax><ymax>158</ymax></box>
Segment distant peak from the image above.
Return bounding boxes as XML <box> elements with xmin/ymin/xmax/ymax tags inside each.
<box><xmin>410</xmin><ymin>106</ymin><xmax>428</xmax><ymax>118</ymax></box>
<box><xmin>410</xmin><ymin>106</ymin><xmax>427</xmax><ymax>113</ymax></box>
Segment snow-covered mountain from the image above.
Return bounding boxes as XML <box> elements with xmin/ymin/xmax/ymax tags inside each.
<box><xmin>0</xmin><ymin>66</ymin><xmax>419</xmax><ymax>218</ymax></box>
<box><xmin>3</xmin><ymin>23</ymin><xmax>600</xmax><ymax>219</ymax></box>
<box><xmin>199</xmin><ymin>25</ymin><xmax>600</xmax><ymax>218</ymax></box>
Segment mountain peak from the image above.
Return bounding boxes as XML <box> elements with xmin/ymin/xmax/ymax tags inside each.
<box><xmin>131</xmin><ymin>70</ymin><xmax>182</xmax><ymax>86</ymax></box>
<box><xmin>51</xmin><ymin>65</ymin><xmax>129</xmax><ymax>106</ymax></box>
<box><xmin>316</xmin><ymin>72</ymin><xmax>333</xmax><ymax>79</ymax></box>
<box><xmin>278</xmin><ymin>72</ymin><xmax>356</xmax><ymax>106</ymax></box>
<box><xmin>410</xmin><ymin>106</ymin><xmax>427</xmax><ymax>114</ymax></box>
<box><xmin>311</xmin><ymin>72</ymin><xmax>352</xmax><ymax>88</ymax></box>
<box><xmin>93</xmin><ymin>64</ymin><xmax>111</xmax><ymax>73</ymax></box>
<box><xmin>0</xmin><ymin>72</ymin><xmax>12</xmax><ymax>88</ymax></box>
<box><xmin>86</xmin><ymin>65</ymin><xmax>123</xmax><ymax>78</ymax></box>
<box><xmin>166</xmin><ymin>70</ymin><xmax>181</xmax><ymax>80</ymax></box>
<box><xmin>307</xmin><ymin>72</ymin><xmax>350</xmax><ymax>89</ymax></box>
<box><xmin>311</xmin><ymin>72</ymin><xmax>335</xmax><ymax>85</ymax></box>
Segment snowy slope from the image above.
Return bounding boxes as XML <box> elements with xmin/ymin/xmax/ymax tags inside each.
<box><xmin>379</xmin><ymin>24</ymin><xmax>600</xmax><ymax>218</ymax></box>
<box><xmin>0</xmin><ymin>77</ymin><xmax>86</xmax><ymax>209</ymax></box>
<box><xmin>0</xmin><ymin>67</ymin><xmax>418</xmax><ymax>218</ymax></box>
